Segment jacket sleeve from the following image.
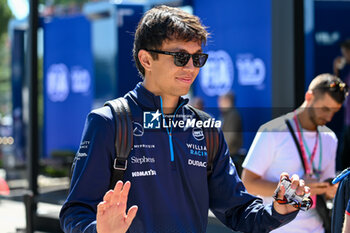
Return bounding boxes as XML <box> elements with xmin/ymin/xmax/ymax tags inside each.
<box><xmin>208</xmin><ymin>129</ymin><xmax>298</xmax><ymax>233</ymax></box>
<box><xmin>59</xmin><ymin>109</ymin><xmax>115</xmax><ymax>233</ymax></box>
<box><xmin>332</xmin><ymin>175</ymin><xmax>350</xmax><ymax>233</ymax></box>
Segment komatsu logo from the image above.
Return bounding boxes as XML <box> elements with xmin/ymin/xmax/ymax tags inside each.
<box><xmin>131</xmin><ymin>169</ymin><xmax>157</xmax><ymax>177</ymax></box>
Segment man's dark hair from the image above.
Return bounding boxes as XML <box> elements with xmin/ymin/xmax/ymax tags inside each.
<box><xmin>340</xmin><ymin>39</ymin><xmax>350</xmax><ymax>50</ymax></box>
<box><xmin>309</xmin><ymin>73</ymin><xmax>348</xmax><ymax>104</ymax></box>
<box><xmin>133</xmin><ymin>5</ymin><xmax>209</xmax><ymax>77</ymax></box>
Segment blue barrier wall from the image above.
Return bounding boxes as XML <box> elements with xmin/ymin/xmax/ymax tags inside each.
<box><xmin>43</xmin><ymin>15</ymin><xmax>94</xmax><ymax>158</ymax></box>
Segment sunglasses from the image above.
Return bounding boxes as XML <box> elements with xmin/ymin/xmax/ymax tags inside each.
<box><xmin>328</xmin><ymin>81</ymin><xmax>348</xmax><ymax>92</ymax></box>
<box><xmin>145</xmin><ymin>49</ymin><xmax>208</xmax><ymax>68</ymax></box>
<box><xmin>317</xmin><ymin>80</ymin><xmax>349</xmax><ymax>97</ymax></box>
<box><xmin>326</xmin><ymin>81</ymin><xmax>349</xmax><ymax>95</ymax></box>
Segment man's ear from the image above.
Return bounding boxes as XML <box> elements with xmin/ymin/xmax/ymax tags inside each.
<box><xmin>305</xmin><ymin>90</ymin><xmax>314</xmax><ymax>102</ymax></box>
<box><xmin>138</xmin><ymin>49</ymin><xmax>152</xmax><ymax>72</ymax></box>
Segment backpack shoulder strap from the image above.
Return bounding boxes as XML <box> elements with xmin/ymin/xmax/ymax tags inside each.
<box><xmin>104</xmin><ymin>97</ymin><xmax>133</xmax><ymax>189</ymax></box>
<box><xmin>188</xmin><ymin>105</ymin><xmax>219</xmax><ymax>179</ymax></box>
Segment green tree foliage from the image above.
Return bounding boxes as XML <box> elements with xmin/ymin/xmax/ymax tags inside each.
<box><xmin>0</xmin><ymin>35</ymin><xmax>11</xmax><ymax>116</ymax></box>
<box><xmin>39</xmin><ymin>0</ymin><xmax>89</xmax><ymax>7</ymax></box>
<box><xmin>54</xmin><ymin>0</ymin><xmax>88</xmax><ymax>5</ymax></box>
<box><xmin>0</xmin><ymin>0</ymin><xmax>12</xmax><ymax>37</ymax></box>
<box><xmin>0</xmin><ymin>0</ymin><xmax>11</xmax><ymax>116</ymax></box>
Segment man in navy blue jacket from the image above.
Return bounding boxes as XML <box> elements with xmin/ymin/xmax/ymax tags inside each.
<box><xmin>60</xmin><ymin>5</ymin><xmax>309</xmax><ymax>233</ymax></box>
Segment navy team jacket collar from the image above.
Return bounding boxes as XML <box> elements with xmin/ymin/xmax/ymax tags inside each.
<box><xmin>130</xmin><ymin>82</ymin><xmax>189</xmax><ymax>112</ymax></box>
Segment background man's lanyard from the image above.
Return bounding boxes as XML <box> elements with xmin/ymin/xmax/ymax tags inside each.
<box><xmin>293</xmin><ymin>114</ymin><xmax>322</xmax><ymax>177</ymax></box>
<box><xmin>302</xmin><ymin>132</ymin><xmax>323</xmax><ymax>179</ymax></box>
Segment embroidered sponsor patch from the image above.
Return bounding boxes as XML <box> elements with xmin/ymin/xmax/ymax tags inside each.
<box><xmin>130</xmin><ymin>156</ymin><xmax>155</xmax><ymax>164</ymax></box>
<box><xmin>131</xmin><ymin>169</ymin><xmax>157</xmax><ymax>177</ymax></box>
<box><xmin>188</xmin><ymin>159</ymin><xmax>207</xmax><ymax>168</ymax></box>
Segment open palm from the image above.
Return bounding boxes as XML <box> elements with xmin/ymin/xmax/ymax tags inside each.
<box><xmin>97</xmin><ymin>181</ymin><xmax>138</xmax><ymax>233</ymax></box>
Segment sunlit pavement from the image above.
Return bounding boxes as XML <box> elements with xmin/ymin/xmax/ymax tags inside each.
<box><xmin>0</xmin><ymin>172</ymin><xmax>235</xmax><ymax>233</ymax></box>
<box><xmin>0</xmin><ymin>198</ymin><xmax>236</xmax><ymax>233</ymax></box>
<box><xmin>0</xmin><ymin>199</ymin><xmax>26</xmax><ymax>233</ymax></box>
<box><xmin>0</xmin><ymin>198</ymin><xmax>64</xmax><ymax>233</ymax></box>
<box><xmin>0</xmin><ymin>174</ymin><xmax>68</xmax><ymax>233</ymax></box>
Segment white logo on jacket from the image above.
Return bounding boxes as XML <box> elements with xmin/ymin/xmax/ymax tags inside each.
<box><xmin>192</xmin><ymin>127</ymin><xmax>204</xmax><ymax>141</ymax></box>
<box><xmin>130</xmin><ymin>156</ymin><xmax>155</xmax><ymax>164</ymax></box>
<box><xmin>133</xmin><ymin>122</ymin><xmax>144</xmax><ymax>136</ymax></box>
<box><xmin>188</xmin><ymin>159</ymin><xmax>207</xmax><ymax>168</ymax></box>
<box><xmin>131</xmin><ymin>169</ymin><xmax>157</xmax><ymax>177</ymax></box>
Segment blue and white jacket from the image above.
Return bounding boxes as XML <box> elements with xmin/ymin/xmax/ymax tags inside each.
<box><xmin>59</xmin><ymin>83</ymin><xmax>298</xmax><ymax>233</ymax></box>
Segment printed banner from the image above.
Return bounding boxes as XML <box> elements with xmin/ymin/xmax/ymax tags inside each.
<box><xmin>43</xmin><ymin>15</ymin><xmax>94</xmax><ymax>158</ymax></box>
<box><xmin>193</xmin><ymin>0</ymin><xmax>272</xmax><ymax>149</ymax></box>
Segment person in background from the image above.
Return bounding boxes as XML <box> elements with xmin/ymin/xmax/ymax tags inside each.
<box><xmin>242</xmin><ymin>74</ymin><xmax>348</xmax><ymax>233</ymax></box>
<box><xmin>333</xmin><ymin>39</ymin><xmax>350</xmax><ymax>79</ymax></box>
<box><xmin>218</xmin><ymin>91</ymin><xmax>243</xmax><ymax>176</ymax></box>
<box><xmin>334</xmin><ymin>39</ymin><xmax>350</xmax><ymax>171</ymax></box>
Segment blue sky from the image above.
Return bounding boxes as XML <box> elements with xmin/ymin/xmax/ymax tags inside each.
<box><xmin>7</xmin><ymin>0</ymin><xmax>29</xmax><ymax>20</ymax></box>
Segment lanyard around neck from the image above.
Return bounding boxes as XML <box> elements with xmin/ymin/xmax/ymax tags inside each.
<box><xmin>302</xmin><ymin>129</ymin><xmax>323</xmax><ymax>177</ymax></box>
<box><xmin>293</xmin><ymin>113</ymin><xmax>319</xmax><ymax>175</ymax></box>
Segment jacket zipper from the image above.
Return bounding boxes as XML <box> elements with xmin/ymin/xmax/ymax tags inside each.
<box><xmin>160</xmin><ymin>97</ymin><xmax>185</xmax><ymax>162</ymax></box>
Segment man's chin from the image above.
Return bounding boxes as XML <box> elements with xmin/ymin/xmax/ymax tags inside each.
<box><xmin>317</xmin><ymin>120</ymin><xmax>327</xmax><ymax>126</ymax></box>
<box><xmin>178</xmin><ymin>88</ymin><xmax>191</xmax><ymax>96</ymax></box>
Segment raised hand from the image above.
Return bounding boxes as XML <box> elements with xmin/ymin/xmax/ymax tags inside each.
<box><xmin>97</xmin><ymin>181</ymin><xmax>138</xmax><ymax>233</ymax></box>
<box><xmin>273</xmin><ymin>172</ymin><xmax>310</xmax><ymax>214</ymax></box>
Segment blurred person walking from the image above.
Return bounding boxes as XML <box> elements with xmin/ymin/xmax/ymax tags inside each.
<box><xmin>218</xmin><ymin>91</ymin><xmax>243</xmax><ymax>176</ymax></box>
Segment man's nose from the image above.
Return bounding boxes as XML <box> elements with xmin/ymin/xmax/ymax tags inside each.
<box><xmin>325</xmin><ymin>112</ymin><xmax>335</xmax><ymax>122</ymax></box>
<box><xmin>183</xmin><ymin>57</ymin><xmax>195</xmax><ymax>70</ymax></box>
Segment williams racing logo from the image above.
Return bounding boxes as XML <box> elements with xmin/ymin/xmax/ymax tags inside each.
<box><xmin>187</xmin><ymin>143</ymin><xmax>208</xmax><ymax>168</ymax></box>
<box><xmin>186</xmin><ymin>143</ymin><xmax>208</xmax><ymax>157</ymax></box>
